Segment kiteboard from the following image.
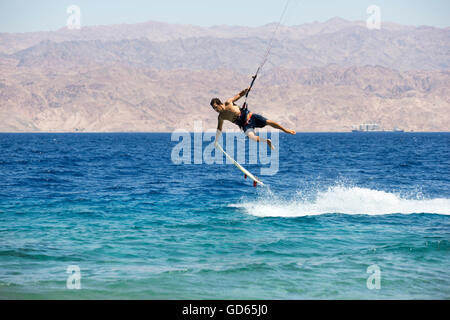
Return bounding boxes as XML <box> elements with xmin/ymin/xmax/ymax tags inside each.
<box><xmin>215</xmin><ymin>142</ymin><xmax>264</xmax><ymax>187</ymax></box>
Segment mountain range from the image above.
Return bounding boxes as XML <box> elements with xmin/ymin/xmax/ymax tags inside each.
<box><xmin>0</xmin><ymin>18</ymin><xmax>449</xmax><ymax>132</ymax></box>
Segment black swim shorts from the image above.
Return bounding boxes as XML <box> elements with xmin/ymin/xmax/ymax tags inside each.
<box><xmin>243</xmin><ymin>113</ymin><xmax>267</xmax><ymax>132</ymax></box>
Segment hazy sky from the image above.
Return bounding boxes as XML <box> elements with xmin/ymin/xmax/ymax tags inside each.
<box><xmin>0</xmin><ymin>0</ymin><xmax>449</xmax><ymax>33</ymax></box>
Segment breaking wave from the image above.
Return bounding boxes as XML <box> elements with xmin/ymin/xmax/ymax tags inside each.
<box><xmin>230</xmin><ymin>185</ymin><xmax>450</xmax><ymax>217</ymax></box>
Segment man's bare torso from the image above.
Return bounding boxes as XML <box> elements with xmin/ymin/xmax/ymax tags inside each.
<box><xmin>219</xmin><ymin>102</ymin><xmax>241</xmax><ymax>122</ymax></box>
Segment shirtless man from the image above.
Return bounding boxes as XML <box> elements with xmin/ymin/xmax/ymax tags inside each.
<box><xmin>211</xmin><ymin>87</ymin><xmax>296</xmax><ymax>150</ymax></box>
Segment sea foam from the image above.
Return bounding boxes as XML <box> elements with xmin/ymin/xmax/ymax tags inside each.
<box><xmin>230</xmin><ymin>185</ymin><xmax>450</xmax><ymax>217</ymax></box>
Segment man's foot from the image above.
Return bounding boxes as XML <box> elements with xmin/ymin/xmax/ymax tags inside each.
<box><xmin>267</xmin><ymin>139</ymin><xmax>275</xmax><ymax>150</ymax></box>
<box><xmin>285</xmin><ymin>129</ymin><xmax>296</xmax><ymax>135</ymax></box>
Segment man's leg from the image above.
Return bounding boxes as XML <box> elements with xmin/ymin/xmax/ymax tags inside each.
<box><xmin>246</xmin><ymin>130</ymin><xmax>275</xmax><ymax>150</ymax></box>
<box><xmin>266</xmin><ymin>120</ymin><xmax>296</xmax><ymax>135</ymax></box>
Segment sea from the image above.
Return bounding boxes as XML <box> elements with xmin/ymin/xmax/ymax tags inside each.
<box><xmin>0</xmin><ymin>132</ymin><xmax>449</xmax><ymax>299</ymax></box>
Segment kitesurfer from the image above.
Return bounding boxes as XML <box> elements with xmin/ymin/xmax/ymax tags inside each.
<box><xmin>211</xmin><ymin>88</ymin><xmax>296</xmax><ymax>150</ymax></box>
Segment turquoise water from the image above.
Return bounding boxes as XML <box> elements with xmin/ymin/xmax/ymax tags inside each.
<box><xmin>0</xmin><ymin>133</ymin><xmax>449</xmax><ymax>299</ymax></box>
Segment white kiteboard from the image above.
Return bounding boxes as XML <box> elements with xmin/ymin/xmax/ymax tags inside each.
<box><xmin>215</xmin><ymin>142</ymin><xmax>264</xmax><ymax>187</ymax></box>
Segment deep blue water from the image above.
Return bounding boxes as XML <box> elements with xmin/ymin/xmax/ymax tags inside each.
<box><xmin>0</xmin><ymin>132</ymin><xmax>449</xmax><ymax>299</ymax></box>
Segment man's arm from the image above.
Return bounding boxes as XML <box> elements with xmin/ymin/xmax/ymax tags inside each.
<box><xmin>215</xmin><ymin>116</ymin><xmax>224</xmax><ymax>146</ymax></box>
<box><xmin>226</xmin><ymin>87</ymin><xmax>250</xmax><ymax>104</ymax></box>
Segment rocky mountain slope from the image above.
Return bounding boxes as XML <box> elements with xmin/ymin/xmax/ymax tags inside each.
<box><xmin>0</xmin><ymin>18</ymin><xmax>448</xmax><ymax>132</ymax></box>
